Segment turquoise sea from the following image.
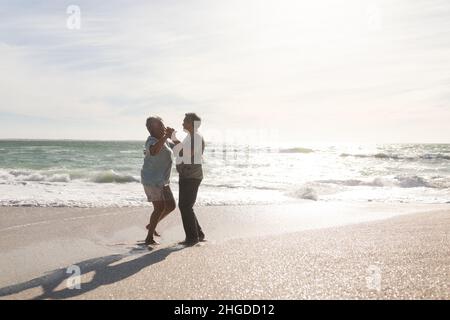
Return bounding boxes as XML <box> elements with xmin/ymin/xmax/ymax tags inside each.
<box><xmin>0</xmin><ymin>140</ymin><xmax>449</xmax><ymax>207</ymax></box>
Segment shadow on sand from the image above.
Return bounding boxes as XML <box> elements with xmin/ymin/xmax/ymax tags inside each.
<box><xmin>0</xmin><ymin>244</ymin><xmax>185</xmax><ymax>299</ymax></box>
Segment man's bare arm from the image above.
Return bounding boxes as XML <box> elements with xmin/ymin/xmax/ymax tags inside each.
<box><xmin>149</xmin><ymin>128</ymin><xmax>174</xmax><ymax>155</ymax></box>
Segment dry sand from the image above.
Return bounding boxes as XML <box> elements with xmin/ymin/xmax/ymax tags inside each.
<box><xmin>0</xmin><ymin>202</ymin><xmax>448</xmax><ymax>299</ymax></box>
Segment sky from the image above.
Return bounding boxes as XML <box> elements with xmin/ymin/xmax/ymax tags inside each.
<box><xmin>0</xmin><ymin>0</ymin><xmax>449</xmax><ymax>143</ymax></box>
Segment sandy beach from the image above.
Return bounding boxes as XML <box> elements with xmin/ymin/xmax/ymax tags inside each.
<box><xmin>0</xmin><ymin>201</ymin><xmax>449</xmax><ymax>299</ymax></box>
<box><xmin>2</xmin><ymin>0</ymin><xmax>450</xmax><ymax>304</ymax></box>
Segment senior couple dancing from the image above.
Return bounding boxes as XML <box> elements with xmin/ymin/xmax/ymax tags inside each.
<box><xmin>141</xmin><ymin>113</ymin><xmax>205</xmax><ymax>246</ymax></box>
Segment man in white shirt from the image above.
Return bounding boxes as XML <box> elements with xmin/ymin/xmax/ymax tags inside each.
<box><xmin>172</xmin><ymin>113</ymin><xmax>205</xmax><ymax>246</ymax></box>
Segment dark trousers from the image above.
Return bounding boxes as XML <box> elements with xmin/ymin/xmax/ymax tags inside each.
<box><xmin>178</xmin><ymin>178</ymin><xmax>204</xmax><ymax>241</ymax></box>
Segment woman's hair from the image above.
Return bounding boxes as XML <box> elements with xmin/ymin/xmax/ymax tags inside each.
<box><xmin>146</xmin><ymin>116</ymin><xmax>162</xmax><ymax>129</ymax></box>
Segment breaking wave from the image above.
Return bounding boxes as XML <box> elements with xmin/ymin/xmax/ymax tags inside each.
<box><xmin>315</xmin><ymin>175</ymin><xmax>449</xmax><ymax>189</ymax></box>
<box><xmin>279</xmin><ymin>147</ymin><xmax>314</xmax><ymax>154</ymax></box>
<box><xmin>0</xmin><ymin>169</ymin><xmax>139</xmax><ymax>184</ymax></box>
<box><xmin>340</xmin><ymin>153</ymin><xmax>450</xmax><ymax>161</ymax></box>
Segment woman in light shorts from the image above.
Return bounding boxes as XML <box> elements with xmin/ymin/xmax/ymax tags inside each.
<box><xmin>141</xmin><ymin>116</ymin><xmax>176</xmax><ymax>245</ymax></box>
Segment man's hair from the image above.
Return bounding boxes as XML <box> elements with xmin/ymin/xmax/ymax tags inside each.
<box><xmin>185</xmin><ymin>113</ymin><xmax>201</xmax><ymax>125</ymax></box>
<box><xmin>146</xmin><ymin>116</ymin><xmax>162</xmax><ymax>129</ymax></box>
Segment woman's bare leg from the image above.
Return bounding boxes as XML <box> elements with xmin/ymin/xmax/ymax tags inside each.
<box><xmin>151</xmin><ymin>186</ymin><xmax>176</xmax><ymax>236</ymax></box>
<box><xmin>158</xmin><ymin>199</ymin><xmax>176</xmax><ymax>222</ymax></box>
<box><xmin>145</xmin><ymin>201</ymin><xmax>164</xmax><ymax>245</ymax></box>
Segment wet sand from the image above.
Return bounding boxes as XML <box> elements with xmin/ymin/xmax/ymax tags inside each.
<box><xmin>0</xmin><ymin>202</ymin><xmax>448</xmax><ymax>299</ymax></box>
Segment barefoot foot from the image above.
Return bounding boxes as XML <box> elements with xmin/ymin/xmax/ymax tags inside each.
<box><xmin>145</xmin><ymin>237</ymin><xmax>160</xmax><ymax>245</ymax></box>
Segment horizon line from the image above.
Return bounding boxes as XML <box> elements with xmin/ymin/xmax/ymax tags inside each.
<box><xmin>0</xmin><ymin>138</ymin><xmax>449</xmax><ymax>145</ymax></box>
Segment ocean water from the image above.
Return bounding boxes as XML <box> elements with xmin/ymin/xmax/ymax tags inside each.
<box><xmin>0</xmin><ymin>140</ymin><xmax>449</xmax><ymax>207</ymax></box>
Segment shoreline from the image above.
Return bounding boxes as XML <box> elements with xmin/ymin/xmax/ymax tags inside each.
<box><xmin>0</xmin><ymin>202</ymin><xmax>449</xmax><ymax>299</ymax></box>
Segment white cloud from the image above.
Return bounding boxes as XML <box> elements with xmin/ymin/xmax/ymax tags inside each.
<box><xmin>0</xmin><ymin>0</ymin><xmax>449</xmax><ymax>142</ymax></box>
